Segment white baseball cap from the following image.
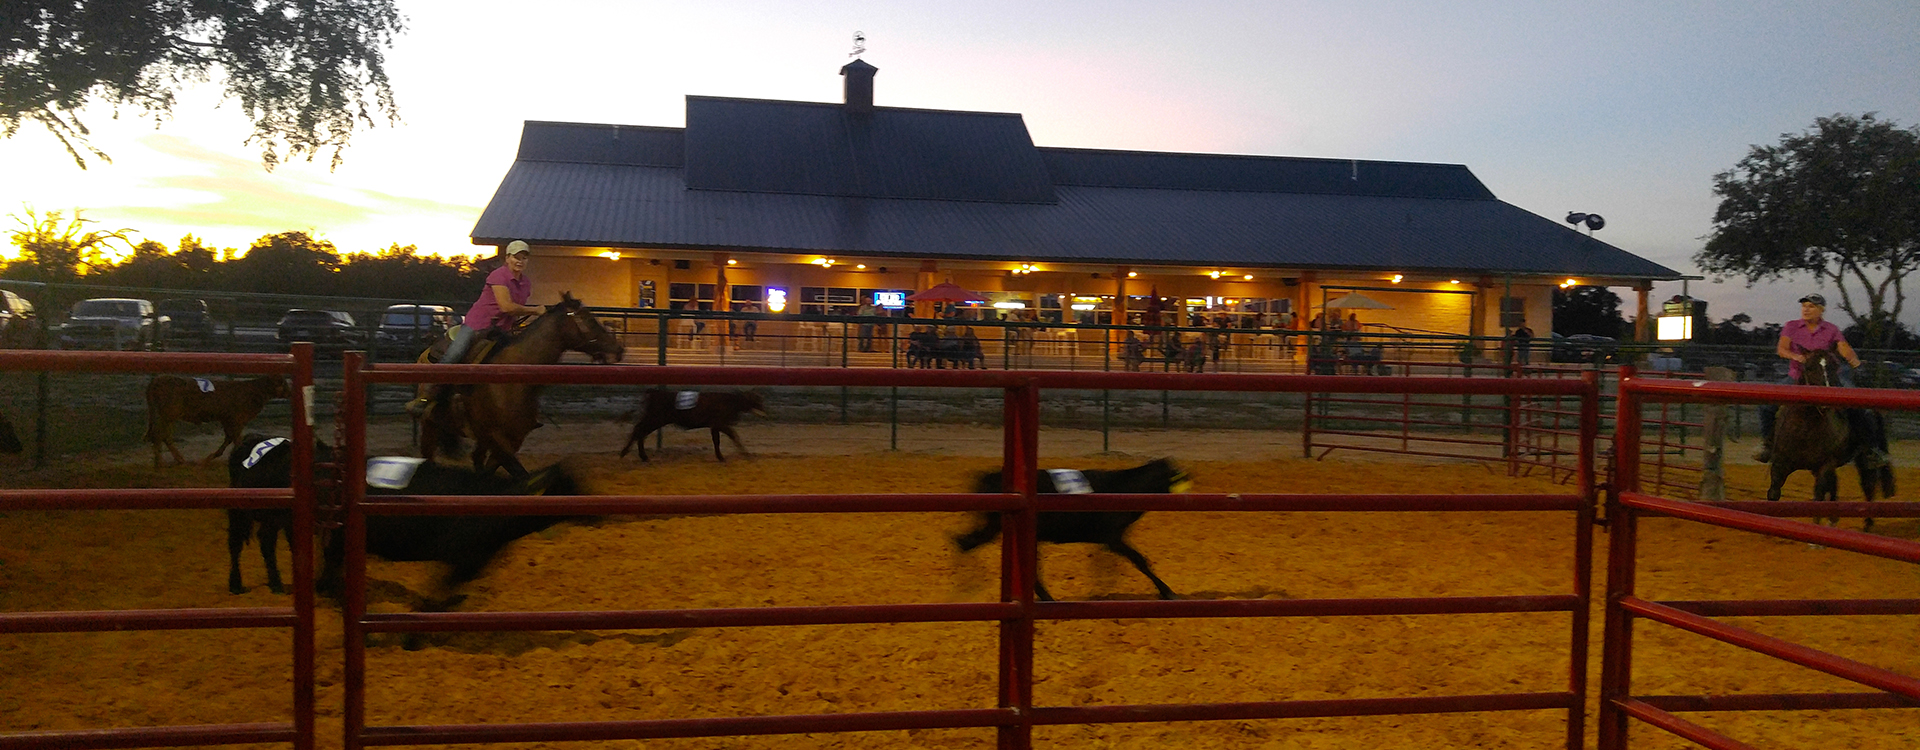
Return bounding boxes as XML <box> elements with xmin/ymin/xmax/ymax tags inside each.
<box><xmin>506</xmin><ymin>240</ymin><xmax>531</xmax><ymax>256</ymax></box>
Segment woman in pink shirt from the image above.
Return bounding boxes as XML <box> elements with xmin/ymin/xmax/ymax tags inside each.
<box><xmin>1754</xmin><ymin>293</ymin><xmax>1882</xmax><ymax>466</ymax></box>
<box><xmin>408</xmin><ymin>241</ymin><xmax>547</xmax><ymax>414</ymax></box>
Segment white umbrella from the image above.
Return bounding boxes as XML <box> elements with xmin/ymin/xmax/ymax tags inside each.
<box><xmin>1323</xmin><ymin>292</ymin><xmax>1394</xmax><ymax>310</ymax></box>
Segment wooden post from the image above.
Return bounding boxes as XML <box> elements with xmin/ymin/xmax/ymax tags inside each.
<box><xmin>713</xmin><ymin>254</ymin><xmax>731</xmax><ymax>350</ymax></box>
<box><xmin>1698</xmin><ymin>366</ymin><xmax>1734</xmax><ymax>502</ymax></box>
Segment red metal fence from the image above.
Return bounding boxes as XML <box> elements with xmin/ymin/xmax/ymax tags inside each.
<box><xmin>0</xmin><ymin>346</ymin><xmax>320</xmax><ymax>750</ymax></box>
<box><xmin>1599</xmin><ymin>374</ymin><xmax>1920</xmax><ymax>750</ymax></box>
<box><xmin>339</xmin><ymin>357</ymin><xmax>1600</xmax><ymax>750</ymax></box>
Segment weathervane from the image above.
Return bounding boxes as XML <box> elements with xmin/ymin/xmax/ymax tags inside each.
<box><xmin>850</xmin><ymin>31</ymin><xmax>866</xmax><ymax>57</ymax></box>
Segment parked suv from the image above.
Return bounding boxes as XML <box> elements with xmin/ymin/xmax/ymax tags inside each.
<box><xmin>376</xmin><ymin>303</ymin><xmax>459</xmax><ymax>354</ymax></box>
<box><xmin>0</xmin><ymin>289</ymin><xmax>37</xmax><ymax>348</ymax></box>
<box><xmin>276</xmin><ymin>309</ymin><xmax>363</xmax><ymax>348</ymax></box>
<box><xmin>57</xmin><ymin>298</ymin><xmax>166</xmax><ymax>350</ymax></box>
<box><xmin>156</xmin><ymin>298</ymin><xmax>216</xmax><ymax>343</ymax></box>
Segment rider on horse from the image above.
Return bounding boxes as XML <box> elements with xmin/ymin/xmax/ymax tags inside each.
<box><xmin>1753</xmin><ymin>293</ymin><xmax>1889</xmax><ymax>468</ymax></box>
<box><xmin>408</xmin><ymin>240</ymin><xmax>548</xmax><ymax>415</ymax></box>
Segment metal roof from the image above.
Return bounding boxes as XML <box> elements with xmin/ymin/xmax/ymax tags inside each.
<box><xmin>475</xmin><ymin>109</ymin><xmax>1683</xmax><ymax>280</ymax></box>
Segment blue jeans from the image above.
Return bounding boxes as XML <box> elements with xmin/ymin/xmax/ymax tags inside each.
<box><xmin>441</xmin><ymin>325</ymin><xmax>479</xmax><ymax>365</ymax></box>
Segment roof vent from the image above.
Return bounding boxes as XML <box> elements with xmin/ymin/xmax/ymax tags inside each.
<box><xmin>841</xmin><ymin>59</ymin><xmax>877</xmax><ymax>114</ymax></box>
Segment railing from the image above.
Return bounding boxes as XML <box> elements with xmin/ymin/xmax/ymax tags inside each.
<box><xmin>339</xmin><ymin>360</ymin><xmax>1599</xmax><ymax>750</ymax></box>
<box><xmin>1598</xmin><ymin>373</ymin><xmax>1920</xmax><ymax>750</ymax></box>
<box><xmin>0</xmin><ymin>346</ymin><xmax>320</xmax><ymax>750</ymax></box>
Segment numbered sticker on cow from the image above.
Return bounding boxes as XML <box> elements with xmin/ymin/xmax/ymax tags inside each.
<box><xmin>240</xmin><ymin>437</ymin><xmax>289</xmax><ymax>469</ymax></box>
<box><xmin>675</xmin><ymin>391</ymin><xmax>700</xmax><ymax>410</ymax></box>
<box><xmin>1044</xmin><ymin>469</ymin><xmax>1093</xmax><ymax>494</ymax></box>
<box><xmin>366</xmin><ymin>456</ymin><xmax>429</xmax><ymax>490</ymax></box>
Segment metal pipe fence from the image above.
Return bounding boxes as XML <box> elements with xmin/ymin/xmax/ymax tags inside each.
<box><xmin>339</xmin><ymin>360</ymin><xmax>1599</xmax><ymax>750</ymax></box>
<box><xmin>0</xmin><ymin>346</ymin><xmax>321</xmax><ymax>750</ymax></box>
<box><xmin>1598</xmin><ymin>373</ymin><xmax>1920</xmax><ymax>750</ymax></box>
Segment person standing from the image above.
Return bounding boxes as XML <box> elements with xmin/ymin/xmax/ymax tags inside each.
<box><xmin>856</xmin><ymin>299</ymin><xmax>877</xmax><ymax>352</ymax></box>
<box><xmin>1753</xmin><ymin>293</ymin><xmax>1884</xmax><ymax>467</ymax></box>
<box><xmin>1509</xmin><ymin>323</ymin><xmax>1534</xmax><ymax>365</ymax></box>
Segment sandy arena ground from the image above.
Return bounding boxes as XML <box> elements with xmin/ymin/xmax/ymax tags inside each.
<box><xmin>0</xmin><ymin>419</ymin><xmax>1915</xmax><ymax>749</ymax></box>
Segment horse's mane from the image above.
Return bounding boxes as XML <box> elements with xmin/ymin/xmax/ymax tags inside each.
<box><xmin>1799</xmin><ymin>347</ymin><xmax>1842</xmax><ymax>386</ymax></box>
<box><xmin>496</xmin><ymin>292</ymin><xmax>585</xmax><ymax>348</ymax></box>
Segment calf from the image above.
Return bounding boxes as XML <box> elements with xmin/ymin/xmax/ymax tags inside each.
<box><xmin>620</xmin><ymin>389</ymin><xmax>768</xmax><ymax>462</ymax></box>
<box><xmin>147</xmin><ymin>375</ymin><xmax>290</xmax><ymax>468</ymax></box>
<box><xmin>226</xmin><ymin>434</ymin><xmax>590</xmax><ymax>610</ymax></box>
<box><xmin>956</xmin><ymin>458</ymin><xmax>1190</xmax><ymax>601</ymax></box>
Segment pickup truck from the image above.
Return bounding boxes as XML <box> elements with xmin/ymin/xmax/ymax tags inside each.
<box><xmin>56</xmin><ymin>298</ymin><xmax>168</xmax><ymax>351</ymax></box>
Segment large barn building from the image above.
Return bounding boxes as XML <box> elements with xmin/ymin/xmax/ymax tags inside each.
<box><xmin>470</xmin><ymin>60</ymin><xmax>1683</xmax><ymax>342</ymax></box>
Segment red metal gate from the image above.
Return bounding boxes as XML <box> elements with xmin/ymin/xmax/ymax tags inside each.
<box><xmin>1600</xmin><ymin>374</ymin><xmax>1920</xmax><ymax>749</ymax></box>
<box><xmin>339</xmin><ymin>356</ymin><xmax>1599</xmax><ymax>749</ymax></box>
<box><xmin>0</xmin><ymin>347</ymin><xmax>319</xmax><ymax>750</ymax></box>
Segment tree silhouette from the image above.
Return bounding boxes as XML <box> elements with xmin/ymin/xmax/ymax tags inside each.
<box><xmin>1552</xmin><ymin>285</ymin><xmax>1626</xmax><ymax>338</ymax></box>
<box><xmin>3</xmin><ymin>206</ymin><xmax>131</xmax><ymax>282</ymax></box>
<box><xmin>1696</xmin><ymin>113</ymin><xmax>1920</xmax><ymax>351</ymax></box>
<box><xmin>1</xmin><ymin>0</ymin><xmax>405</xmax><ymax>169</ymax></box>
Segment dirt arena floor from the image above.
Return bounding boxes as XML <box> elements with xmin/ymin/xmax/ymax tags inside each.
<box><xmin>1</xmin><ymin>419</ymin><xmax>1915</xmax><ymax>749</ymax></box>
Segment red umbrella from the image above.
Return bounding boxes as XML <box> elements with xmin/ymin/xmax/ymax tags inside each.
<box><xmin>907</xmin><ymin>282</ymin><xmax>987</xmax><ymax>303</ymax></box>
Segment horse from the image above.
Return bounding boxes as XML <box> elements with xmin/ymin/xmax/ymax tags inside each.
<box><xmin>955</xmin><ymin>458</ymin><xmax>1191</xmax><ymax>601</ymax></box>
<box><xmin>145</xmin><ymin>375</ymin><xmax>291</xmax><ymax>468</ymax></box>
<box><xmin>620</xmin><ymin>389</ymin><xmax>767</xmax><ymax>462</ymax></box>
<box><xmin>418</xmin><ymin>292</ymin><xmax>624</xmax><ymax>478</ymax></box>
<box><xmin>1765</xmin><ymin>348</ymin><xmax>1896</xmax><ymax>529</ymax></box>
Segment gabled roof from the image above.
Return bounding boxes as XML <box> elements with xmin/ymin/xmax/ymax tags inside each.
<box><xmin>475</xmin><ymin>102</ymin><xmax>1683</xmax><ymax>280</ymax></box>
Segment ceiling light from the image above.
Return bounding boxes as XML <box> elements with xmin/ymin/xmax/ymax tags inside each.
<box><xmin>1209</xmin><ymin>271</ymin><xmax>1222</xmax><ymax>279</ymax></box>
<box><xmin>1243</xmin><ymin>274</ymin><xmax>1253</xmax><ymax>281</ymax></box>
<box><xmin>1390</xmin><ymin>274</ymin><xmax>1403</xmax><ymax>283</ymax></box>
<box><xmin>726</xmin><ymin>259</ymin><xmax>738</xmax><ymax>265</ymax></box>
<box><xmin>1127</xmin><ymin>271</ymin><xmax>1137</xmax><ymax>278</ymax></box>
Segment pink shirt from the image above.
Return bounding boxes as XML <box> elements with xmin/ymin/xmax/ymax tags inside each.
<box><xmin>1782</xmin><ymin>318</ymin><xmax>1843</xmax><ymax>379</ymax></box>
<box><xmin>464</xmin><ymin>266</ymin><xmax>532</xmax><ymax>331</ymax></box>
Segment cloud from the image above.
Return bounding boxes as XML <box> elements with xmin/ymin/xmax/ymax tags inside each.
<box><xmin>103</xmin><ymin>134</ymin><xmax>479</xmax><ymax>239</ymax></box>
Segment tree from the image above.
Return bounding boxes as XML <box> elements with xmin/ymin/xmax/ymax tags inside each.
<box><xmin>334</xmin><ymin>243</ymin><xmax>480</xmax><ymax>301</ymax></box>
<box><xmin>1695</xmin><ymin>113</ymin><xmax>1920</xmax><ymax>351</ymax></box>
<box><xmin>3</xmin><ymin>205</ymin><xmax>130</xmax><ymax>282</ymax></box>
<box><xmin>1552</xmin><ymin>285</ymin><xmax>1626</xmax><ymax>338</ymax></box>
<box><xmin>227</xmin><ymin>231</ymin><xmax>341</xmax><ymax>294</ymax></box>
<box><xmin>1</xmin><ymin>1</ymin><xmax>405</xmax><ymax>169</ymax></box>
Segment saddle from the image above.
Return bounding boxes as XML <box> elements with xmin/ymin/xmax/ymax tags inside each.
<box><xmin>420</xmin><ymin>327</ymin><xmax>505</xmax><ymax>365</ymax></box>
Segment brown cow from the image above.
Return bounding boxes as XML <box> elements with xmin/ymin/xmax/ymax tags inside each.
<box><xmin>145</xmin><ymin>375</ymin><xmax>291</xmax><ymax>468</ymax></box>
<box><xmin>620</xmin><ymin>389</ymin><xmax>767</xmax><ymax>462</ymax></box>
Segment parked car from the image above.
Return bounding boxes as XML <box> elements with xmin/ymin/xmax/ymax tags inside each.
<box><xmin>276</xmin><ymin>309</ymin><xmax>363</xmax><ymax>348</ymax></box>
<box><xmin>1549</xmin><ymin>333</ymin><xmax>1618</xmax><ymax>364</ymax></box>
<box><xmin>1854</xmin><ymin>359</ymin><xmax>1920</xmax><ymax>389</ymax></box>
<box><xmin>57</xmin><ymin>298</ymin><xmax>167</xmax><ymax>351</ymax></box>
<box><xmin>0</xmin><ymin>289</ymin><xmax>37</xmax><ymax>348</ymax></box>
<box><xmin>156</xmin><ymin>298</ymin><xmax>216</xmax><ymax>343</ymax></box>
<box><xmin>376</xmin><ymin>303</ymin><xmax>459</xmax><ymax>354</ymax></box>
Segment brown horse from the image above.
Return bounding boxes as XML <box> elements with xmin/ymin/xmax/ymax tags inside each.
<box><xmin>1765</xmin><ymin>348</ymin><xmax>1895</xmax><ymax>528</ymax></box>
<box><xmin>419</xmin><ymin>292</ymin><xmax>624</xmax><ymax>477</ymax></box>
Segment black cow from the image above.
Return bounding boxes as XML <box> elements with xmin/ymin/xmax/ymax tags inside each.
<box><xmin>955</xmin><ymin>458</ymin><xmax>1190</xmax><ymax>601</ymax></box>
<box><xmin>620</xmin><ymin>389</ymin><xmax>768</xmax><ymax>462</ymax></box>
<box><xmin>226</xmin><ymin>434</ymin><xmax>590</xmax><ymax>609</ymax></box>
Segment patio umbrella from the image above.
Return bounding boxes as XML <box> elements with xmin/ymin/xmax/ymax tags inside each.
<box><xmin>907</xmin><ymin>282</ymin><xmax>987</xmax><ymax>303</ymax></box>
<box><xmin>1323</xmin><ymin>292</ymin><xmax>1394</xmax><ymax>310</ymax></box>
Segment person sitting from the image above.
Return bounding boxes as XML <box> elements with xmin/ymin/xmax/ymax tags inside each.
<box><xmin>1754</xmin><ymin>293</ymin><xmax>1888</xmax><ymax>468</ymax></box>
<box><xmin>407</xmin><ymin>241</ymin><xmax>547</xmax><ymax>415</ymax></box>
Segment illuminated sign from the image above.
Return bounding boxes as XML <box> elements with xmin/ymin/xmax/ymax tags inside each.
<box><xmin>873</xmin><ymin>291</ymin><xmax>906</xmax><ymax>309</ymax></box>
<box><xmin>766</xmin><ymin>288</ymin><xmax>788</xmax><ymax>313</ymax></box>
<box><xmin>1656</xmin><ymin>315</ymin><xmax>1693</xmax><ymax>341</ymax></box>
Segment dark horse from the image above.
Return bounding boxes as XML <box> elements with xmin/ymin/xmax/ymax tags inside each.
<box><xmin>419</xmin><ymin>292</ymin><xmax>624</xmax><ymax>477</ymax></box>
<box><xmin>0</xmin><ymin>409</ymin><xmax>20</xmax><ymax>454</ymax></box>
<box><xmin>956</xmin><ymin>458</ymin><xmax>1191</xmax><ymax>601</ymax></box>
<box><xmin>1765</xmin><ymin>348</ymin><xmax>1896</xmax><ymax>529</ymax></box>
<box><xmin>619</xmin><ymin>389</ymin><xmax>768</xmax><ymax>462</ymax></box>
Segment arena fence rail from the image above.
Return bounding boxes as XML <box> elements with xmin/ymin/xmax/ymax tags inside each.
<box><xmin>340</xmin><ymin>357</ymin><xmax>1599</xmax><ymax>750</ymax></box>
<box><xmin>0</xmin><ymin>345</ymin><xmax>320</xmax><ymax>750</ymax></box>
<box><xmin>1599</xmin><ymin>371</ymin><xmax>1920</xmax><ymax>750</ymax></box>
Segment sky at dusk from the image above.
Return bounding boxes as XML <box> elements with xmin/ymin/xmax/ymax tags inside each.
<box><xmin>3</xmin><ymin>0</ymin><xmax>1917</xmax><ymax>328</ymax></box>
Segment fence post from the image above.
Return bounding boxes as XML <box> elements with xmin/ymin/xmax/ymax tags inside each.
<box><xmin>1597</xmin><ymin>366</ymin><xmax>1642</xmax><ymax>750</ymax></box>
<box><xmin>655</xmin><ymin>311</ymin><xmax>668</xmax><ymax>367</ymax></box>
<box><xmin>1698</xmin><ymin>366</ymin><xmax>1734</xmax><ymax>502</ymax></box>
<box><xmin>997</xmin><ymin>380</ymin><xmax>1039</xmax><ymax>750</ymax></box>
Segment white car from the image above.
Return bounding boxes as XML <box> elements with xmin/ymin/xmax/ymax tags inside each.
<box><xmin>57</xmin><ymin>298</ymin><xmax>167</xmax><ymax>351</ymax></box>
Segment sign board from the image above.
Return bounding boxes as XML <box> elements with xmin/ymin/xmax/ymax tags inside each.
<box><xmin>873</xmin><ymin>291</ymin><xmax>906</xmax><ymax>309</ymax></box>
